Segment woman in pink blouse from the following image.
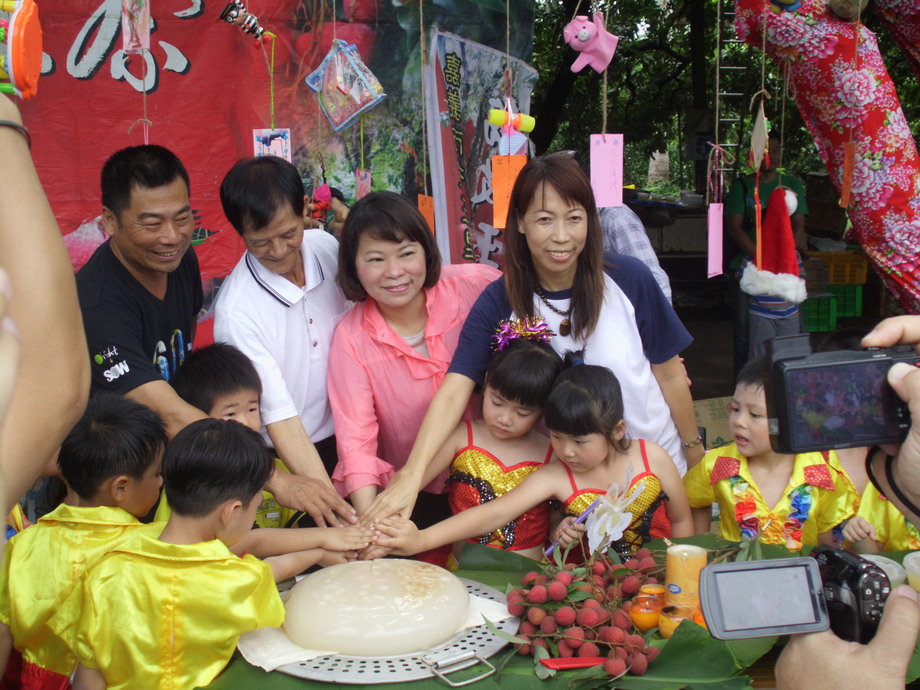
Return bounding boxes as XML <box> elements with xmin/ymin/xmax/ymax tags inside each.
<box><xmin>328</xmin><ymin>192</ymin><xmax>500</xmax><ymax>525</ymax></box>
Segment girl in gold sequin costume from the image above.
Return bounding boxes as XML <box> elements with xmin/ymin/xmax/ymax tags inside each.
<box><xmin>373</xmin><ymin>358</ymin><xmax>695</xmax><ymax>563</ymax></box>
<box><xmin>419</xmin><ymin>326</ymin><xmax>562</xmax><ymax>561</ymax></box>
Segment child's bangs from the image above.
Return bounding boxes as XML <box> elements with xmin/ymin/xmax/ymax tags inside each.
<box><xmin>543</xmin><ymin>382</ymin><xmax>605</xmax><ymax>437</ymax></box>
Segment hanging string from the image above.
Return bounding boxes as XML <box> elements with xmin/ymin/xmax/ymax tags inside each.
<box><xmin>569</xmin><ymin>0</ymin><xmax>584</xmax><ymax>22</ymax></box>
<box><xmin>360</xmin><ymin>115</ymin><xmax>366</xmax><ymax>172</ymax></box>
<box><xmin>502</xmin><ymin>0</ymin><xmax>514</xmax><ymax>157</ymax></box>
<box><xmin>259</xmin><ymin>31</ymin><xmax>278</xmax><ymax>129</ymax></box>
<box><xmin>600</xmin><ymin>7</ymin><xmax>610</xmax><ymax>136</ymax></box>
<box><xmin>753</xmin><ymin>10</ymin><xmax>771</xmax><ymax>270</ymax></box>
<box><xmin>713</xmin><ymin>0</ymin><xmax>723</xmax><ymax>167</ymax></box>
<box><xmin>706</xmin><ymin>142</ymin><xmax>735</xmax><ymax>205</ymax></box>
<box><xmin>418</xmin><ymin>0</ymin><xmax>428</xmax><ymax>195</ymax></box>
<box><xmin>504</xmin><ymin>0</ymin><xmax>513</xmax><ymax>110</ymax></box>
<box><xmin>317</xmin><ymin>152</ymin><xmax>327</xmax><ymax>184</ymax></box>
<box><xmin>127</xmin><ymin>51</ymin><xmax>152</xmax><ymax>144</ymax></box>
<box><xmin>778</xmin><ymin>58</ymin><xmax>790</xmax><ymax>188</ymax></box>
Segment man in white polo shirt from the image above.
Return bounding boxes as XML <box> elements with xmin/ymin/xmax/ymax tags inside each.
<box><xmin>215</xmin><ymin>156</ymin><xmax>354</xmax><ymax>526</ymax></box>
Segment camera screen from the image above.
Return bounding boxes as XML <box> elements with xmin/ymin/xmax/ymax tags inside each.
<box><xmin>784</xmin><ymin>360</ymin><xmax>899</xmax><ymax>450</ymax></box>
<box><xmin>713</xmin><ymin>565</ymin><xmax>819</xmax><ymax>632</ymax></box>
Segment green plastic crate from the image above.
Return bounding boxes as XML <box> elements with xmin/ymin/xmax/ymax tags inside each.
<box><xmin>803</xmin><ymin>295</ymin><xmax>838</xmax><ymax>332</ymax></box>
<box><xmin>828</xmin><ymin>284</ymin><xmax>863</xmax><ymax>318</ymax></box>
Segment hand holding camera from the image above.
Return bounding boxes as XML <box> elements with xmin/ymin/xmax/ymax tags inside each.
<box><xmin>700</xmin><ymin>546</ymin><xmax>889</xmax><ymax>644</ymax></box>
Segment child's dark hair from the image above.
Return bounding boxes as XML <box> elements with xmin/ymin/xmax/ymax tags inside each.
<box><xmin>543</xmin><ymin>353</ymin><xmax>629</xmax><ymax>453</ymax></box>
<box><xmin>58</xmin><ymin>394</ymin><xmax>166</xmax><ymax>500</ymax></box>
<box><xmin>737</xmin><ymin>355</ymin><xmax>767</xmax><ymax>389</ymax></box>
<box><xmin>485</xmin><ymin>338</ymin><xmax>563</xmax><ymax>409</ymax></box>
<box><xmin>816</xmin><ymin>328</ymin><xmax>865</xmax><ymax>353</ymax></box>
<box><xmin>171</xmin><ymin>343</ymin><xmax>262</xmax><ymax>414</ymax></box>
<box><xmin>162</xmin><ymin>418</ymin><xmax>272</xmax><ymax>517</ymax></box>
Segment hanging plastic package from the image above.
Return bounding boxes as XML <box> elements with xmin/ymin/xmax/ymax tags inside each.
<box><xmin>306</xmin><ymin>39</ymin><xmax>386</xmax><ymax>132</ymax></box>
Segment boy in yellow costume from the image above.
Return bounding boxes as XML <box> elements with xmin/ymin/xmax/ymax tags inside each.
<box><xmin>684</xmin><ymin>356</ymin><xmax>855</xmax><ymax>551</ymax></box>
<box><xmin>0</xmin><ymin>394</ymin><xmax>167</xmax><ymax>689</ymax></box>
<box><xmin>167</xmin><ymin>342</ymin><xmax>297</xmax><ymax>529</ymax></box>
<box><xmin>54</xmin><ymin>419</ymin><xmax>331</xmax><ymax>690</ymax></box>
<box><xmin>842</xmin><ymin>477</ymin><xmax>920</xmax><ymax>553</ymax></box>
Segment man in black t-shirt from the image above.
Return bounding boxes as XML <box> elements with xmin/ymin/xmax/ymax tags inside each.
<box><xmin>78</xmin><ymin>146</ymin><xmax>204</xmax><ymax>434</ymax></box>
<box><xmin>76</xmin><ymin>146</ymin><xmax>353</xmax><ymax>526</ymax></box>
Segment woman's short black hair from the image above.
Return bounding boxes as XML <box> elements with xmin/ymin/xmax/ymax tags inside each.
<box><xmin>220</xmin><ymin>156</ymin><xmax>305</xmax><ymax>235</ymax></box>
<box><xmin>162</xmin><ymin>418</ymin><xmax>273</xmax><ymax>517</ymax></box>
<box><xmin>337</xmin><ymin>191</ymin><xmax>441</xmax><ymax>301</ymax></box>
<box><xmin>58</xmin><ymin>394</ymin><xmax>166</xmax><ymax>500</ymax></box>
<box><xmin>543</xmin><ymin>355</ymin><xmax>627</xmax><ymax>449</ymax></box>
<box><xmin>171</xmin><ymin>343</ymin><xmax>262</xmax><ymax>414</ymax></box>
<box><xmin>484</xmin><ymin>338</ymin><xmax>563</xmax><ymax>409</ymax></box>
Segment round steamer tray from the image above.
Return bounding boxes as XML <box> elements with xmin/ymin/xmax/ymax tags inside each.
<box><xmin>275</xmin><ymin>578</ymin><xmax>520</xmax><ymax>686</ymax></box>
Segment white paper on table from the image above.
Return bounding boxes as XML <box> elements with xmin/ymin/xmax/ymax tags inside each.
<box><xmin>237</xmin><ymin>593</ymin><xmax>513</xmax><ymax>672</ymax></box>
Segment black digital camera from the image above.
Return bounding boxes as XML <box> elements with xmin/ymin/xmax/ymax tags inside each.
<box><xmin>810</xmin><ymin>545</ymin><xmax>890</xmax><ymax>644</ymax></box>
<box><xmin>700</xmin><ymin>546</ymin><xmax>890</xmax><ymax>643</ymax></box>
<box><xmin>764</xmin><ymin>334</ymin><xmax>918</xmax><ymax>454</ymax></box>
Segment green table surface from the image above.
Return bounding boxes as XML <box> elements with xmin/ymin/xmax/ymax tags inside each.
<box><xmin>206</xmin><ymin>542</ymin><xmax>920</xmax><ymax>689</ymax></box>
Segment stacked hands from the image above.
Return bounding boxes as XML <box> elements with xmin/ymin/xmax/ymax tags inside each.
<box><xmin>363</xmin><ymin>514</ymin><xmax>585</xmax><ymax>558</ymax></box>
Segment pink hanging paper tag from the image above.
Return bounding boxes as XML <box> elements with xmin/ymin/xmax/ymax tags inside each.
<box><xmin>708</xmin><ymin>202</ymin><xmax>724</xmax><ymax>278</ymax></box>
<box><xmin>418</xmin><ymin>195</ymin><xmax>435</xmax><ymax>235</ymax></box>
<box><xmin>356</xmin><ymin>169</ymin><xmax>372</xmax><ymax>200</ymax></box>
<box><xmin>492</xmin><ymin>154</ymin><xmax>528</xmax><ymax>229</ymax></box>
<box><xmin>590</xmin><ymin>134</ymin><xmax>623</xmax><ymax>208</ymax></box>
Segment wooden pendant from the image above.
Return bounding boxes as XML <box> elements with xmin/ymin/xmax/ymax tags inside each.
<box><xmin>559</xmin><ymin>319</ymin><xmax>571</xmax><ymax>337</ymax></box>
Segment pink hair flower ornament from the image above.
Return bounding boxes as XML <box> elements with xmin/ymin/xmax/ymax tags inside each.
<box><xmin>492</xmin><ymin>317</ymin><xmax>555</xmax><ymax>352</ymax></box>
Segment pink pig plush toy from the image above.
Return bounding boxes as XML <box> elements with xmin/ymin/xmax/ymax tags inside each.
<box><xmin>563</xmin><ymin>12</ymin><xmax>618</xmax><ymax>73</ymax></box>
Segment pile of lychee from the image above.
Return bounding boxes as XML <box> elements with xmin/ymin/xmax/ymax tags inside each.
<box><xmin>506</xmin><ymin>547</ymin><xmax>662</xmax><ymax>678</ymax></box>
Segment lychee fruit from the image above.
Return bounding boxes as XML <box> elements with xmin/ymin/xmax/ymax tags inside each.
<box><xmin>527</xmin><ymin>585</ymin><xmax>548</xmax><ymax>604</ymax></box>
<box><xmin>565</xmin><ymin>626</ymin><xmax>585</xmax><ymax>648</ymax></box>
<box><xmin>527</xmin><ymin>607</ymin><xmax>547</xmax><ymax>625</ymax></box>
<box><xmin>625</xmin><ymin>634</ymin><xmax>645</xmax><ymax>649</ymax></box>
<box><xmin>621</xmin><ymin>575</ymin><xmax>642</xmax><ymax>597</ymax></box>
<box><xmin>604</xmin><ymin>657</ymin><xmax>627</xmax><ymax>677</ymax></box>
<box><xmin>548</xmin><ymin>581</ymin><xmax>568</xmax><ymax>601</ymax></box>
<box><xmin>611</xmin><ymin>609</ymin><xmax>631</xmax><ymax>630</ymax></box>
<box><xmin>576</xmin><ymin>607</ymin><xmax>602</xmax><ymax>627</ymax></box>
<box><xmin>578</xmin><ymin>642</ymin><xmax>601</xmax><ymax>658</ymax></box>
<box><xmin>630</xmin><ymin>653</ymin><xmax>649</xmax><ymax>675</ymax></box>
<box><xmin>522</xmin><ymin>571</ymin><xmax>540</xmax><ymax>586</ymax></box>
<box><xmin>556</xmin><ymin>605</ymin><xmax>577</xmax><ymax>626</ymax></box>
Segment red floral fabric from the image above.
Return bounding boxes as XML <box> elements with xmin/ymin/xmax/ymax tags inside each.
<box><xmin>735</xmin><ymin>0</ymin><xmax>920</xmax><ymax>311</ymax></box>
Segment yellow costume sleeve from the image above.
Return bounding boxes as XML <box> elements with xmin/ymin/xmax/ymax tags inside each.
<box><xmin>811</xmin><ymin>459</ymin><xmax>857</xmax><ymax>535</ymax></box>
<box><xmin>683</xmin><ymin>452</ymin><xmax>716</xmax><ymax>509</ymax></box>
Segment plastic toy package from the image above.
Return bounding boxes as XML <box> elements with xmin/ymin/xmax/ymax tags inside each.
<box><xmin>1</xmin><ymin>0</ymin><xmax>42</xmax><ymax>99</ymax></box>
<box><xmin>306</xmin><ymin>39</ymin><xmax>386</xmax><ymax>132</ymax></box>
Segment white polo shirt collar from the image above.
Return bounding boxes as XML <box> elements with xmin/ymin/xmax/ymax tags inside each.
<box><xmin>243</xmin><ymin>237</ymin><xmax>325</xmax><ymax>307</ymax></box>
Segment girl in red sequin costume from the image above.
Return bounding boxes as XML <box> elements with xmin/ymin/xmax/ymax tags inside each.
<box><xmin>374</xmin><ymin>358</ymin><xmax>694</xmax><ymax>562</ymax></box>
<box><xmin>420</xmin><ymin>325</ymin><xmax>562</xmax><ymax>561</ymax></box>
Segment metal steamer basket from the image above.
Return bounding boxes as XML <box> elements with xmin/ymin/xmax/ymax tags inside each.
<box><xmin>275</xmin><ymin>579</ymin><xmax>520</xmax><ymax>686</ymax></box>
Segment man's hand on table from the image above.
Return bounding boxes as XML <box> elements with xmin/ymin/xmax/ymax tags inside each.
<box><xmin>269</xmin><ymin>472</ymin><xmax>357</xmax><ymax>527</ymax></box>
